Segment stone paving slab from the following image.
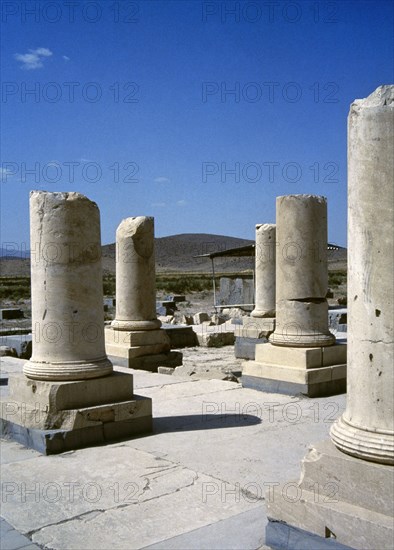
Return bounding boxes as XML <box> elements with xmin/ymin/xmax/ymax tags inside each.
<box><xmin>0</xmin><ymin>364</ymin><xmax>347</xmax><ymax>549</ymax></box>
<box><xmin>0</xmin><ymin>518</ymin><xmax>40</xmax><ymax>550</ymax></box>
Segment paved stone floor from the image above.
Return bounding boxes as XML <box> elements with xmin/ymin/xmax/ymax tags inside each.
<box><xmin>1</xmin><ymin>356</ymin><xmax>346</xmax><ymax>549</ymax></box>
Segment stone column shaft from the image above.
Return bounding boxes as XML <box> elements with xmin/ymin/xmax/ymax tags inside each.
<box><xmin>23</xmin><ymin>191</ymin><xmax>113</xmax><ymax>381</ymax></box>
<box><xmin>270</xmin><ymin>194</ymin><xmax>335</xmax><ymax>347</ymax></box>
<box><xmin>112</xmin><ymin>217</ymin><xmax>160</xmax><ymax>331</ymax></box>
<box><xmin>331</xmin><ymin>85</ymin><xmax>394</xmax><ymax>465</ymax></box>
<box><xmin>251</xmin><ymin>224</ymin><xmax>276</xmax><ymax>318</ymax></box>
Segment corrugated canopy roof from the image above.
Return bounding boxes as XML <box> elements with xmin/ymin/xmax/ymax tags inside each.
<box><xmin>195</xmin><ymin>243</ymin><xmax>343</xmax><ymax>260</ymax></box>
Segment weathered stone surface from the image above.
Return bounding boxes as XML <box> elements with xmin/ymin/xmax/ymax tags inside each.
<box><xmin>181</xmin><ymin>315</ymin><xmax>194</xmax><ymax>325</ymax></box>
<box><xmin>162</xmin><ymin>325</ymin><xmax>199</xmax><ymax>348</ymax></box>
<box><xmin>157</xmin><ymin>366</ymin><xmax>174</xmax><ymax>375</ymax></box>
<box><xmin>1</xmin><ymin>371</ymin><xmax>152</xmax><ymax>453</ymax></box>
<box><xmin>267</xmin><ymin>86</ymin><xmax>394</xmax><ymax>550</ymax></box>
<box><xmin>255</xmin><ymin>342</ymin><xmax>346</xmax><ymax>369</ymax></box>
<box><xmin>218</xmin><ymin>278</ymin><xmax>254</xmax><ymax>307</ymax></box>
<box><xmin>105</xmin><ymin>326</ymin><xmax>170</xmax><ymax>347</ymax></box>
<box><xmin>266</xmin><ymin>441</ymin><xmax>394</xmax><ymax>549</ymax></box>
<box><xmin>270</xmin><ymin>195</ymin><xmax>335</xmax><ymax>348</ymax></box>
<box><xmin>197</xmin><ymin>331</ymin><xmax>235</xmax><ymax>347</ymax></box>
<box><xmin>106</xmin><ymin>217</ymin><xmax>174</xmax><ymax>370</ymax></box>
<box><xmin>234</xmin><ymin>337</ymin><xmax>268</xmax><ymax>360</ymax></box>
<box><xmin>243</xmin><ymin>341</ymin><xmax>346</xmax><ymax>396</ymax></box>
<box><xmin>330</xmin><ymin>86</ymin><xmax>394</xmax><ymax>466</ymax></box>
<box><xmin>0</xmin><ymin>346</ymin><xmax>18</xmax><ymax>358</ymax></box>
<box><xmin>193</xmin><ymin>312</ymin><xmax>210</xmax><ymax>324</ymax></box>
<box><xmin>211</xmin><ymin>314</ymin><xmax>226</xmax><ymax>325</ymax></box>
<box><xmin>112</xmin><ymin>217</ymin><xmax>160</xmax><ymax>331</ymax></box>
<box><xmin>251</xmin><ymin>224</ymin><xmax>276</xmax><ymax>318</ymax></box>
<box><xmin>109</xmin><ymin>351</ymin><xmax>183</xmax><ymax>372</ymax></box>
<box><xmin>24</xmin><ymin>191</ymin><xmax>112</xmax><ymax>381</ymax></box>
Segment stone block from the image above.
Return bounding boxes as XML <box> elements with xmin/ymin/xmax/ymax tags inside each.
<box><xmin>266</xmin><ymin>440</ymin><xmax>394</xmax><ymax>550</ymax></box>
<box><xmin>197</xmin><ymin>332</ymin><xmax>235</xmax><ymax>348</ymax></box>
<box><xmin>6</xmin><ymin>372</ymin><xmax>134</xmax><ymax>411</ymax></box>
<box><xmin>162</xmin><ymin>325</ymin><xmax>199</xmax><ymax>348</ymax></box>
<box><xmin>234</xmin><ymin>337</ymin><xmax>268</xmax><ymax>360</ymax></box>
<box><xmin>211</xmin><ymin>314</ymin><xmax>226</xmax><ymax>325</ymax></box>
<box><xmin>0</xmin><ymin>346</ymin><xmax>18</xmax><ymax>358</ymax></box>
<box><xmin>193</xmin><ymin>312</ymin><xmax>210</xmax><ymax>324</ymax></box>
<box><xmin>242</xmin><ymin>317</ymin><xmax>275</xmax><ymax>336</ymax></box>
<box><xmin>255</xmin><ymin>343</ymin><xmax>346</xmax><ymax>369</ymax></box>
<box><xmin>0</xmin><ymin>372</ymin><xmax>152</xmax><ymax>454</ymax></box>
<box><xmin>0</xmin><ymin>308</ymin><xmax>24</xmax><ymax>320</ymax></box>
<box><xmin>109</xmin><ymin>351</ymin><xmax>183</xmax><ymax>372</ymax></box>
<box><xmin>242</xmin><ymin>362</ymin><xmax>346</xmax><ymax>385</ymax></box>
<box><xmin>105</xmin><ymin>327</ymin><xmax>170</xmax><ymax>347</ymax></box>
<box><xmin>157</xmin><ymin>366</ymin><xmax>174</xmax><ymax>375</ymax></box>
<box><xmin>181</xmin><ymin>315</ymin><xmax>194</xmax><ymax>325</ymax></box>
<box><xmin>166</xmin><ymin>294</ymin><xmax>186</xmax><ymax>303</ymax></box>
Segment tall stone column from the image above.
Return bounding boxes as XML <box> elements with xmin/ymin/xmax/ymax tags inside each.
<box><xmin>242</xmin><ymin>195</ymin><xmax>345</xmax><ymax>397</ymax></box>
<box><xmin>1</xmin><ymin>191</ymin><xmax>153</xmax><ymax>454</ymax></box>
<box><xmin>112</xmin><ymin>217</ymin><xmax>160</xmax><ymax>331</ymax></box>
<box><xmin>270</xmin><ymin>194</ymin><xmax>335</xmax><ymax>347</ymax></box>
<box><xmin>331</xmin><ymin>85</ymin><xmax>394</xmax><ymax>465</ymax></box>
<box><xmin>24</xmin><ymin>191</ymin><xmax>113</xmax><ymax>381</ymax></box>
<box><xmin>105</xmin><ymin>217</ymin><xmax>182</xmax><ymax>371</ymax></box>
<box><xmin>264</xmin><ymin>86</ymin><xmax>393</xmax><ymax>550</ymax></box>
<box><xmin>251</xmin><ymin>223</ymin><xmax>276</xmax><ymax>318</ymax></box>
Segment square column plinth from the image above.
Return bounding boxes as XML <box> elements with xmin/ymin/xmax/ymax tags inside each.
<box><xmin>0</xmin><ymin>372</ymin><xmax>152</xmax><ymax>454</ymax></box>
<box><xmin>265</xmin><ymin>440</ymin><xmax>394</xmax><ymax>550</ymax></box>
<box><xmin>105</xmin><ymin>327</ymin><xmax>182</xmax><ymax>371</ymax></box>
<box><xmin>242</xmin><ymin>342</ymin><xmax>347</xmax><ymax>397</ymax></box>
<box><xmin>235</xmin><ymin>317</ymin><xmax>276</xmax><ymax>360</ymax></box>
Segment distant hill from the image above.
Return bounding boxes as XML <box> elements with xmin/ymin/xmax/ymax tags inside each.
<box><xmin>0</xmin><ymin>233</ymin><xmax>346</xmax><ymax>277</ymax></box>
<box><xmin>102</xmin><ymin>233</ymin><xmax>255</xmax><ymax>274</ymax></box>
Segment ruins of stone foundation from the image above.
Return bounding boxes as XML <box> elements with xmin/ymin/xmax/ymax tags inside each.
<box><xmin>0</xmin><ymin>85</ymin><xmax>392</xmax><ymax>549</ymax></box>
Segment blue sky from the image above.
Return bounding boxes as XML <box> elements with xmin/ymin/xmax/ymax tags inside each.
<box><xmin>1</xmin><ymin>0</ymin><xmax>393</xmax><ymax>249</ymax></box>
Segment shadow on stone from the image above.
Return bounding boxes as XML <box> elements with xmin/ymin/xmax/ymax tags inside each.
<box><xmin>153</xmin><ymin>412</ymin><xmax>261</xmax><ymax>433</ymax></box>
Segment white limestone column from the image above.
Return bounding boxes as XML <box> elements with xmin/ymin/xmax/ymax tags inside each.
<box><xmin>331</xmin><ymin>85</ymin><xmax>394</xmax><ymax>465</ymax></box>
<box><xmin>251</xmin><ymin>224</ymin><xmax>276</xmax><ymax>318</ymax></box>
<box><xmin>112</xmin><ymin>217</ymin><xmax>161</xmax><ymax>331</ymax></box>
<box><xmin>270</xmin><ymin>194</ymin><xmax>335</xmax><ymax>347</ymax></box>
<box><xmin>24</xmin><ymin>191</ymin><xmax>113</xmax><ymax>381</ymax></box>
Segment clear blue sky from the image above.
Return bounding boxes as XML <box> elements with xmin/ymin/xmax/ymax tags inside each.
<box><xmin>1</xmin><ymin>0</ymin><xmax>393</xmax><ymax>249</ymax></box>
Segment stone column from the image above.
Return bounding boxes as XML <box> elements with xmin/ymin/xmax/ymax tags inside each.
<box><xmin>112</xmin><ymin>217</ymin><xmax>161</xmax><ymax>331</ymax></box>
<box><xmin>270</xmin><ymin>194</ymin><xmax>335</xmax><ymax>347</ymax></box>
<box><xmin>23</xmin><ymin>191</ymin><xmax>113</xmax><ymax>381</ymax></box>
<box><xmin>331</xmin><ymin>85</ymin><xmax>394</xmax><ymax>465</ymax></box>
<box><xmin>251</xmin><ymin>224</ymin><xmax>276</xmax><ymax>318</ymax></box>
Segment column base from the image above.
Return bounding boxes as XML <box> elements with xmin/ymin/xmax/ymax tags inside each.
<box><xmin>330</xmin><ymin>415</ymin><xmax>394</xmax><ymax>466</ymax></box>
<box><xmin>242</xmin><ymin>342</ymin><xmax>347</xmax><ymax>397</ymax></box>
<box><xmin>105</xmin><ymin>326</ymin><xmax>182</xmax><ymax>371</ymax></box>
<box><xmin>111</xmin><ymin>319</ymin><xmax>161</xmax><ymax>331</ymax></box>
<box><xmin>108</xmin><ymin>351</ymin><xmax>183</xmax><ymax>372</ymax></box>
<box><xmin>0</xmin><ymin>372</ymin><xmax>152</xmax><ymax>455</ymax></box>
<box><xmin>23</xmin><ymin>357</ymin><xmax>113</xmax><ymax>381</ymax></box>
<box><xmin>270</xmin><ymin>331</ymin><xmax>336</xmax><ymax>348</ymax></box>
<box><xmin>251</xmin><ymin>309</ymin><xmax>276</xmax><ymax>318</ymax></box>
<box><xmin>235</xmin><ymin>317</ymin><xmax>275</xmax><ymax>359</ymax></box>
<box><xmin>266</xmin><ymin>440</ymin><xmax>394</xmax><ymax>550</ymax></box>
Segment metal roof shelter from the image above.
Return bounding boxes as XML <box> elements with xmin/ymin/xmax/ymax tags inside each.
<box><xmin>195</xmin><ymin>243</ymin><xmax>343</xmax><ymax>311</ymax></box>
